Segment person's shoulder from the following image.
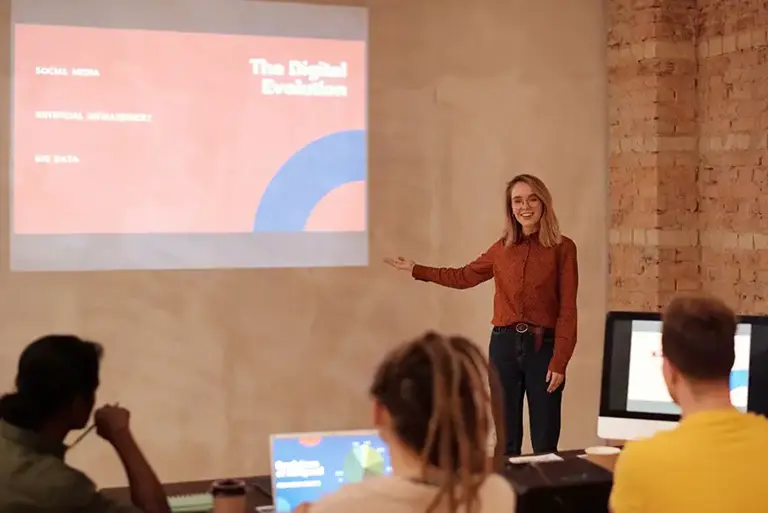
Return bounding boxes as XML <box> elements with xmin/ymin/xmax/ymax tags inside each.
<box><xmin>477</xmin><ymin>474</ymin><xmax>516</xmax><ymax>510</ymax></box>
<box><xmin>616</xmin><ymin>430</ymin><xmax>679</xmax><ymax>471</ymax></box>
<box><xmin>558</xmin><ymin>235</ymin><xmax>577</xmax><ymax>251</ymax></box>
<box><xmin>22</xmin><ymin>451</ymin><xmax>91</xmax><ymax>484</ymax></box>
<box><xmin>9</xmin><ymin>455</ymin><xmax>98</xmax><ymax>508</ymax></box>
<box><xmin>742</xmin><ymin>412</ymin><xmax>768</xmax><ymax>436</ymax></box>
<box><xmin>311</xmin><ymin>475</ymin><xmax>516</xmax><ymax>513</ymax></box>
<box><xmin>745</xmin><ymin>411</ymin><xmax>768</xmax><ymax>426</ymax></box>
<box><xmin>743</xmin><ymin>414</ymin><xmax>768</xmax><ymax>457</ymax></box>
<box><xmin>310</xmin><ymin>476</ymin><xmax>394</xmax><ymax>512</ymax></box>
<box><xmin>479</xmin><ymin>238</ymin><xmax>505</xmax><ymax>259</ymax></box>
<box><xmin>44</xmin><ymin>461</ymin><xmax>98</xmax><ymax>499</ymax></box>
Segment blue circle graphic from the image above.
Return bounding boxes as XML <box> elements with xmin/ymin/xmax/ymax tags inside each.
<box><xmin>253</xmin><ymin>129</ymin><xmax>366</xmax><ymax>232</ymax></box>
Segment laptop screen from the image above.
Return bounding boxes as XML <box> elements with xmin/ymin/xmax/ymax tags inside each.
<box><xmin>270</xmin><ymin>430</ymin><xmax>393</xmax><ymax>512</ymax></box>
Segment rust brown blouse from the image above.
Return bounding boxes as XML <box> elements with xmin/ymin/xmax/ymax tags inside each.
<box><xmin>411</xmin><ymin>235</ymin><xmax>579</xmax><ymax>373</ymax></box>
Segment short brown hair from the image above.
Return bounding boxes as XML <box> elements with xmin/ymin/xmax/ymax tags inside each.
<box><xmin>661</xmin><ymin>294</ymin><xmax>737</xmax><ymax>381</ymax></box>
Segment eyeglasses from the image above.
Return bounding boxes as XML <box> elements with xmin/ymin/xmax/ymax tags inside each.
<box><xmin>512</xmin><ymin>196</ymin><xmax>540</xmax><ymax>209</ymax></box>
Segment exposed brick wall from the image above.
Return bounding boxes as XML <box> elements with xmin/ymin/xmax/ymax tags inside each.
<box><xmin>607</xmin><ymin>0</ymin><xmax>699</xmax><ymax>311</ymax></box>
<box><xmin>607</xmin><ymin>0</ymin><xmax>768</xmax><ymax>314</ymax></box>
<box><xmin>697</xmin><ymin>0</ymin><xmax>768</xmax><ymax>313</ymax></box>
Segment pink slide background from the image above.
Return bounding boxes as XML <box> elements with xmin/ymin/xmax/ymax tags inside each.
<box><xmin>13</xmin><ymin>24</ymin><xmax>366</xmax><ymax>234</ymax></box>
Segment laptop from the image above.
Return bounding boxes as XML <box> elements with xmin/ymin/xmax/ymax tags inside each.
<box><xmin>261</xmin><ymin>429</ymin><xmax>393</xmax><ymax>512</ymax></box>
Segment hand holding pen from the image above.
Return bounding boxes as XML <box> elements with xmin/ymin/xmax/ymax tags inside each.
<box><xmin>68</xmin><ymin>403</ymin><xmax>129</xmax><ymax>449</ymax></box>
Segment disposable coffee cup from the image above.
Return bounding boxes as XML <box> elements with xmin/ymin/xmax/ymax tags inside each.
<box><xmin>212</xmin><ymin>479</ymin><xmax>247</xmax><ymax>513</ymax></box>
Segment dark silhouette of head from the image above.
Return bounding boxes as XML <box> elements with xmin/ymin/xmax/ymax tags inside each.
<box><xmin>0</xmin><ymin>335</ymin><xmax>103</xmax><ymax>432</ymax></box>
<box><xmin>370</xmin><ymin>331</ymin><xmax>503</xmax><ymax>513</ymax></box>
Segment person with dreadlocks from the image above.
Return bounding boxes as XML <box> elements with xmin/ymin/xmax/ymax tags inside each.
<box><xmin>294</xmin><ymin>331</ymin><xmax>515</xmax><ymax>513</ymax></box>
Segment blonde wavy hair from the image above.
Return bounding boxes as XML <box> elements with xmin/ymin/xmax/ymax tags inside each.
<box><xmin>503</xmin><ymin>174</ymin><xmax>562</xmax><ymax>248</ymax></box>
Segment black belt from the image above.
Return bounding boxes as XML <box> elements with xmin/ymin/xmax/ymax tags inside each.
<box><xmin>494</xmin><ymin>323</ymin><xmax>553</xmax><ymax>351</ymax></box>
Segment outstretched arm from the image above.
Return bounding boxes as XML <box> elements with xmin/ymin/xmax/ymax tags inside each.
<box><xmin>411</xmin><ymin>240</ymin><xmax>501</xmax><ymax>289</ymax></box>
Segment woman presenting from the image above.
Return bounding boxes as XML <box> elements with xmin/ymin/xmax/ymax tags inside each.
<box><xmin>385</xmin><ymin>174</ymin><xmax>578</xmax><ymax>456</ymax></box>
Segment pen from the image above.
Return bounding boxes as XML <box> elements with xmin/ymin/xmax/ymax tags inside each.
<box><xmin>68</xmin><ymin>402</ymin><xmax>120</xmax><ymax>449</ymax></box>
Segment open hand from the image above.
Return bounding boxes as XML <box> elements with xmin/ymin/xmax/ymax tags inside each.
<box><xmin>545</xmin><ymin>371</ymin><xmax>565</xmax><ymax>393</ymax></box>
<box><xmin>384</xmin><ymin>256</ymin><xmax>415</xmax><ymax>272</ymax></box>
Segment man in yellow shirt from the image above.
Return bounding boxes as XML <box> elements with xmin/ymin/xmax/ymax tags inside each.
<box><xmin>610</xmin><ymin>294</ymin><xmax>768</xmax><ymax>513</ymax></box>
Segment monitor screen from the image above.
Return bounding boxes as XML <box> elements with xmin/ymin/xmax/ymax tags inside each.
<box><xmin>625</xmin><ymin>319</ymin><xmax>751</xmax><ymax>415</ymax></box>
<box><xmin>599</xmin><ymin>312</ymin><xmax>768</xmax><ymax>440</ymax></box>
<box><xmin>270</xmin><ymin>430</ymin><xmax>392</xmax><ymax>512</ymax></box>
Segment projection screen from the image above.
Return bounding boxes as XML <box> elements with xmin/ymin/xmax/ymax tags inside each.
<box><xmin>10</xmin><ymin>0</ymin><xmax>368</xmax><ymax>271</ymax></box>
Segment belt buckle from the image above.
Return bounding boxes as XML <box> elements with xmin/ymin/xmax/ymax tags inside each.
<box><xmin>515</xmin><ymin>323</ymin><xmax>529</xmax><ymax>334</ymax></box>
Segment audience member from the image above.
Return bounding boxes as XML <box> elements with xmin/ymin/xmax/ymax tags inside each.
<box><xmin>610</xmin><ymin>294</ymin><xmax>768</xmax><ymax>513</ymax></box>
<box><xmin>296</xmin><ymin>331</ymin><xmax>515</xmax><ymax>513</ymax></box>
<box><xmin>0</xmin><ymin>335</ymin><xmax>170</xmax><ymax>513</ymax></box>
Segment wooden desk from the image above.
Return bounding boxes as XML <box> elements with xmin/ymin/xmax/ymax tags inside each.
<box><xmin>538</xmin><ymin>449</ymin><xmax>618</xmax><ymax>472</ymax></box>
<box><xmin>102</xmin><ymin>475</ymin><xmax>272</xmax><ymax>510</ymax></box>
<box><xmin>101</xmin><ymin>450</ymin><xmax>619</xmax><ymax>509</ymax></box>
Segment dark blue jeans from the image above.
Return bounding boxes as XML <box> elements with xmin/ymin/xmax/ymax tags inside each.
<box><xmin>489</xmin><ymin>326</ymin><xmax>564</xmax><ymax>456</ymax></box>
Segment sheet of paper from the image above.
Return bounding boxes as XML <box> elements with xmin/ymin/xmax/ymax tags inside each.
<box><xmin>508</xmin><ymin>453</ymin><xmax>564</xmax><ymax>464</ymax></box>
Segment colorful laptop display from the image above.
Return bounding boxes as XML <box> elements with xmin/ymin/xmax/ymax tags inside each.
<box><xmin>269</xmin><ymin>430</ymin><xmax>393</xmax><ymax>512</ymax></box>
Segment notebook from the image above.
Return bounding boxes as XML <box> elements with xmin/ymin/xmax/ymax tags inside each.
<box><xmin>268</xmin><ymin>429</ymin><xmax>393</xmax><ymax>512</ymax></box>
<box><xmin>167</xmin><ymin>492</ymin><xmax>213</xmax><ymax>512</ymax></box>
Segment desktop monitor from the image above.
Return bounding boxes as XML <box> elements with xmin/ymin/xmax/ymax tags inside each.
<box><xmin>269</xmin><ymin>429</ymin><xmax>393</xmax><ymax>512</ymax></box>
<box><xmin>598</xmin><ymin>311</ymin><xmax>768</xmax><ymax>441</ymax></box>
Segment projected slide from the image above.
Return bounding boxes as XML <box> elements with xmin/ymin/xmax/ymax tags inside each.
<box><xmin>271</xmin><ymin>432</ymin><xmax>392</xmax><ymax>512</ymax></box>
<box><xmin>626</xmin><ymin>320</ymin><xmax>751</xmax><ymax>414</ymax></box>
<box><xmin>10</xmin><ymin>0</ymin><xmax>368</xmax><ymax>271</ymax></box>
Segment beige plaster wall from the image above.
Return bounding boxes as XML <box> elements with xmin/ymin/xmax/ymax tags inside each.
<box><xmin>0</xmin><ymin>0</ymin><xmax>607</xmax><ymax>486</ymax></box>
